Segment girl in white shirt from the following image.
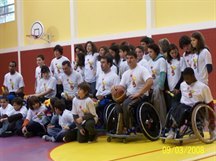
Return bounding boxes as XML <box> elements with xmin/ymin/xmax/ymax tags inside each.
<box><xmin>22</xmin><ymin>96</ymin><xmax>48</xmax><ymax>137</ymax></box>
<box><xmin>72</xmin><ymin>82</ymin><xmax>98</xmax><ymax>143</ymax></box>
<box><xmin>72</xmin><ymin>52</ymin><xmax>85</xmax><ymax>80</ymax></box>
<box><xmin>191</xmin><ymin>31</ymin><xmax>213</xmax><ymax>85</ymax></box>
<box><xmin>84</xmin><ymin>41</ymin><xmax>98</xmax><ymax>96</ymax></box>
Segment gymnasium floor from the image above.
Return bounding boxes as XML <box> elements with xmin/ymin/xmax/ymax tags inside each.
<box><xmin>0</xmin><ymin>135</ymin><xmax>215</xmax><ymax>161</ymax></box>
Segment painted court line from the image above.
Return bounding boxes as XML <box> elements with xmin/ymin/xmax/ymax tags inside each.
<box><xmin>181</xmin><ymin>152</ymin><xmax>216</xmax><ymax>161</ymax></box>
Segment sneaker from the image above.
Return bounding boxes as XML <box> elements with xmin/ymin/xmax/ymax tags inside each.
<box><xmin>209</xmin><ymin>130</ymin><xmax>216</xmax><ymax>141</ymax></box>
<box><xmin>166</xmin><ymin>129</ymin><xmax>175</xmax><ymax>139</ymax></box>
<box><xmin>24</xmin><ymin>132</ymin><xmax>33</xmax><ymax>138</ymax></box>
<box><xmin>42</xmin><ymin>135</ymin><xmax>56</xmax><ymax>142</ymax></box>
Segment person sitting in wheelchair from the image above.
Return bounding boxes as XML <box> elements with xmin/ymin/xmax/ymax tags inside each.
<box><xmin>114</xmin><ymin>51</ymin><xmax>153</xmax><ymax>135</ymax></box>
<box><xmin>95</xmin><ymin>55</ymin><xmax>120</xmax><ymax>127</ymax></box>
<box><xmin>166</xmin><ymin>67</ymin><xmax>215</xmax><ymax>140</ymax></box>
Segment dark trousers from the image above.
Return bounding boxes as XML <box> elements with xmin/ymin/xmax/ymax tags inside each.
<box><xmin>77</xmin><ymin>119</ymin><xmax>96</xmax><ymax>143</ymax></box>
<box><xmin>26</xmin><ymin>121</ymin><xmax>46</xmax><ymax>136</ymax></box>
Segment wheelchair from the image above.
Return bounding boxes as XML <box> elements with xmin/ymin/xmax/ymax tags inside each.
<box><xmin>105</xmin><ymin>100</ymin><xmax>162</xmax><ymax>143</ymax></box>
<box><xmin>161</xmin><ymin>103</ymin><xmax>216</xmax><ymax>145</ymax></box>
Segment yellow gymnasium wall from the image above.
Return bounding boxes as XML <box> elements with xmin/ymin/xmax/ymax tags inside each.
<box><xmin>76</xmin><ymin>0</ymin><xmax>146</xmax><ymax>38</ymax></box>
<box><xmin>23</xmin><ymin>0</ymin><xmax>71</xmax><ymax>45</ymax></box>
<box><xmin>0</xmin><ymin>3</ymin><xmax>17</xmax><ymax>49</ymax></box>
<box><xmin>155</xmin><ymin>0</ymin><xmax>216</xmax><ymax>28</ymax></box>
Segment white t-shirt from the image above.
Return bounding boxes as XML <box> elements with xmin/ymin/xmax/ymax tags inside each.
<box><xmin>35</xmin><ymin>66</ymin><xmax>42</xmax><ymax>91</ymax></box>
<box><xmin>96</xmin><ymin>60</ymin><xmax>118</xmax><ymax>81</ymax></box>
<box><xmin>119</xmin><ymin>59</ymin><xmax>129</xmax><ymax>78</ymax></box>
<box><xmin>36</xmin><ymin>76</ymin><xmax>57</xmax><ymax>98</ymax></box>
<box><xmin>50</xmin><ymin>56</ymin><xmax>70</xmax><ymax>80</ymax></box>
<box><xmin>0</xmin><ymin>104</ymin><xmax>14</xmax><ymax>117</ymax></box>
<box><xmin>59</xmin><ymin>70</ymin><xmax>83</xmax><ymax>97</ymax></box>
<box><xmin>166</xmin><ymin>58</ymin><xmax>186</xmax><ymax>91</ymax></box>
<box><xmin>11</xmin><ymin>106</ymin><xmax>28</xmax><ymax>118</ymax></box>
<box><xmin>72</xmin><ymin>97</ymin><xmax>98</xmax><ymax>123</ymax></box>
<box><xmin>148</xmin><ymin>57</ymin><xmax>167</xmax><ymax>89</ymax></box>
<box><xmin>143</xmin><ymin>53</ymin><xmax>151</xmax><ymax>62</ymax></box>
<box><xmin>26</xmin><ymin>105</ymin><xmax>47</xmax><ymax>125</ymax></box>
<box><xmin>72</xmin><ymin>61</ymin><xmax>85</xmax><ymax>80</ymax></box>
<box><xmin>192</xmin><ymin>49</ymin><xmax>212</xmax><ymax>85</ymax></box>
<box><xmin>138</xmin><ymin>58</ymin><xmax>149</xmax><ymax>69</ymax></box>
<box><xmin>3</xmin><ymin>72</ymin><xmax>25</xmax><ymax>93</ymax></box>
<box><xmin>182</xmin><ymin>52</ymin><xmax>193</xmax><ymax>68</ymax></box>
<box><xmin>96</xmin><ymin>70</ymin><xmax>120</xmax><ymax>96</ymax></box>
<box><xmin>58</xmin><ymin>109</ymin><xmax>74</xmax><ymax>128</ymax></box>
<box><xmin>84</xmin><ymin>53</ymin><xmax>98</xmax><ymax>83</ymax></box>
<box><xmin>120</xmin><ymin>64</ymin><xmax>152</xmax><ymax>96</ymax></box>
<box><xmin>180</xmin><ymin>81</ymin><xmax>213</xmax><ymax>107</ymax></box>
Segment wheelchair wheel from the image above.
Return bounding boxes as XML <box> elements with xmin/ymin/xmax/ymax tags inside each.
<box><xmin>106</xmin><ymin>105</ymin><xmax>118</xmax><ymax>133</ymax></box>
<box><xmin>137</xmin><ymin>102</ymin><xmax>162</xmax><ymax>141</ymax></box>
<box><xmin>104</xmin><ymin>103</ymin><xmax>116</xmax><ymax>125</ymax></box>
<box><xmin>191</xmin><ymin>104</ymin><xmax>216</xmax><ymax>144</ymax></box>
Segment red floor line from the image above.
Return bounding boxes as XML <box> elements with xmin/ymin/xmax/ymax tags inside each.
<box><xmin>107</xmin><ymin>149</ymin><xmax>162</xmax><ymax>161</ymax></box>
<box><xmin>197</xmin><ymin>154</ymin><xmax>216</xmax><ymax>161</ymax></box>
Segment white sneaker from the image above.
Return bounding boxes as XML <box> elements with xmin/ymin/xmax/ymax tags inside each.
<box><xmin>42</xmin><ymin>135</ymin><xmax>56</xmax><ymax>142</ymax></box>
<box><xmin>209</xmin><ymin>130</ymin><xmax>216</xmax><ymax>141</ymax></box>
<box><xmin>166</xmin><ymin>129</ymin><xmax>175</xmax><ymax>139</ymax></box>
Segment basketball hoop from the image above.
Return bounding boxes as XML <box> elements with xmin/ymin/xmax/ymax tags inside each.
<box><xmin>26</xmin><ymin>21</ymin><xmax>54</xmax><ymax>43</ymax></box>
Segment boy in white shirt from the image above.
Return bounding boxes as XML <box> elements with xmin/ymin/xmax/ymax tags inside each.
<box><xmin>119</xmin><ymin>45</ymin><xmax>130</xmax><ymax>78</ymax></box>
<box><xmin>42</xmin><ymin>99</ymin><xmax>76</xmax><ymax>142</ymax></box>
<box><xmin>50</xmin><ymin>45</ymin><xmax>70</xmax><ymax>98</ymax></box>
<box><xmin>0</xmin><ymin>97</ymin><xmax>27</xmax><ymax>137</ymax></box>
<box><xmin>3</xmin><ymin>61</ymin><xmax>25</xmax><ymax>102</ymax></box>
<box><xmin>166</xmin><ymin>67</ymin><xmax>215</xmax><ymax>140</ymax></box>
<box><xmin>115</xmin><ymin>51</ymin><xmax>153</xmax><ymax>134</ymax></box>
<box><xmin>60</xmin><ymin>60</ymin><xmax>83</xmax><ymax>110</ymax></box>
<box><xmin>140</xmin><ymin>36</ymin><xmax>154</xmax><ymax>61</ymax></box>
<box><xmin>35</xmin><ymin>54</ymin><xmax>45</xmax><ymax>92</ymax></box>
<box><xmin>96</xmin><ymin>55</ymin><xmax>120</xmax><ymax>127</ymax></box>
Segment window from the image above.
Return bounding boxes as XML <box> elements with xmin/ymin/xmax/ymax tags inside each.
<box><xmin>0</xmin><ymin>0</ymin><xmax>15</xmax><ymax>24</ymax></box>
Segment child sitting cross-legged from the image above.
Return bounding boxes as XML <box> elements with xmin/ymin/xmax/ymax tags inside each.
<box><xmin>42</xmin><ymin>99</ymin><xmax>76</xmax><ymax>142</ymax></box>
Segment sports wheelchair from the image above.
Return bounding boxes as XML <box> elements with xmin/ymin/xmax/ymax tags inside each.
<box><xmin>105</xmin><ymin>99</ymin><xmax>162</xmax><ymax>143</ymax></box>
<box><xmin>161</xmin><ymin>103</ymin><xmax>216</xmax><ymax>145</ymax></box>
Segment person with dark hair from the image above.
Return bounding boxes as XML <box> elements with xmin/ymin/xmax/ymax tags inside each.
<box><xmin>59</xmin><ymin>60</ymin><xmax>83</xmax><ymax>110</ymax></box>
<box><xmin>114</xmin><ymin>51</ymin><xmax>153</xmax><ymax>134</ymax></box>
<box><xmin>72</xmin><ymin>82</ymin><xmax>98</xmax><ymax>143</ymax></box>
<box><xmin>109</xmin><ymin>44</ymin><xmax>121</xmax><ymax>73</ymax></box>
<box><xmin>84</xmin><ymin>41</ymin><xmax>98</xmax><ymax>96</ymax></box>
<box><xmin>42</xmin><ymin>99</ymin><xmax>76</xmax><ymax>142</ymax></box>
<box><xmin>34</xmin><ymin>65</ymin><xmax>57</xmax><ymax>102</ymax></box>
<box><xmin>119</xmin><ymin>45</ymin><xmax>130</xmax><ymax>78</ymax></box>
<box><xmin>158</xmin><ymin>38</ymin><xmax>170</xmax><ymax>58</ymax></box>
<box><xmin>35</xmin><ymin>54</ymin><xmax>45</xmax><ymax>92</ymax></box>
<box><xmin>147</xmin><ymin>43</ymin><xmax>167</xmax><ymax>127</ymax></box>
<box><xmin>50</xmin><ymin>44</ymin><xmax>70</xmax><ymax>80</ymax></box>
<box><xmin>95</xmin><ymin>55</ymin><xmax>120</xmax><ymax>127</ymax></box>
<box><xmin>96</xmin><ymin>47</ymin><xmax>117</xmax><ymax>82</ymax></box>
<box><xmin>0</xmin><ymin>97</ymin><xmax>27</xmax><ymax>137</ymax></box>
<box><xmin>135</xmin><ymin>46</ymin><xmax>149</xmax><ymax>69</ymax></box>
<box><xmin>179</xmin><ymin>35</ymin><xmax>193</xmax><ymax>68</ymax></box>
<box><xmin>3</xmin><ymin>61</ymin><xmax>25</xmax><ymax>102</ymax></box>
<box><xmin>165</xmin><ymin>44</ymin><xmax>186</xmax><ymax>110</ymax></box>
<box><xmin>22</xmin><ymin>96</ymin><xmax>47</xmax><ymax>137</ymax></box>
<box><xmin>140</xmin><ymin>36</ymin><xmax>154</xmax><ymax>61</ymax></box>
<box><xmin>75</xmin><ymin>44</ymin><xmax>85</xmax><ymax>55</ymax></box>
<box><xmin>190</xmin><ymin>31</ymin><xmax>213</xmax><ymax>85</ymax></box>
<box><xmin>72</xmin><ymin>52</ymin><xmax>85</xmax><ymax>80</ymax></box>
<box><xmin>166</xmin><ymin>67</ymin><xmax>215</xmax><ymax>140</ymax></box>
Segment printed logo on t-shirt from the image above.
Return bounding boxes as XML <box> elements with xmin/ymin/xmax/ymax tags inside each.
<box><xmin>102</xmin><ymin>78</ymin><xmax>106</xmax><ymax>91</ymax></box>
<box><xmin>193</xmin><ymin>58</ymin><xmax>197</xmax><ymax>69</ymax></box>
<box><xmin>130</xmin><ymin>74</ymin><xmax>136</xmax><ymax>87</ymax></box>
<box><xmin>67</xmin><ymin>79</ymin><xmax>74</xmax><ymax>90</ymax></box>
<box><xmin>79</xmin><ymin>105</ymin><xmax>88</xmax><ymax>114</ymax></box>
<box><xmin>171</xmin><ymin>65</ymin><xmax>176</xmax><ymax>76</ymax></box>
<box><xmin>10</xmin><ymin>79</ymin><xmax>14</xmax><ymax>90</ymax></box>
<box><xmin>187</xmin><ymin>87</ymin><xmax>195</xmax><ymax>98</ymax></box>
<box><xmin>150</xmin><ymin>66</ymin><xmax>156</xmax><ymax>79</ymax></box>
<box><xmin>87</xmin><ymin>59</ymin><xmax>93</xmax><ymax>70</ymax></box>
<box><xmin>55</xmin><ymin>63</ymin><xmax>61</xmax><ymax>73</ymax></box>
